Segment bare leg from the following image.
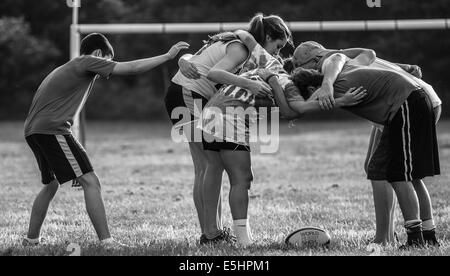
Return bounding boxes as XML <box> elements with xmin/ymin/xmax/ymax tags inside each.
<box><xmin>78</xmin><ymin>172</ymin><xmax>111</xmax><ymax>241</ymax></box>
<box><xmin>371</xmin><ymin>180</ymin><xmax>396</xmax><ymax>244</ymax></box>
<box><xmin>219</xmin><ymin>150</ymin><xmax>253</xmax><ymax>220</ymax></box>
<box><xmin>188</xmin><ymin>142</ymin><xmax>207</xmax><ymax>234</ymax></box>
<box><xmin>27</xmin><ymin>180</ymin><xmax>59</xmax><ymax>239</ymax></box>
<box><xmin>411</xmin><ymin>179</ymin><xmax>433</xmax><ymax>221</ymax></box>
<box><xmin>390</xmin><ymin>181</ymin><xmax>420</xmax><ymax>222</ymax></box>
<box><xmin>203</xmin><ymin>149</ymin><xmax>225</xmax><ymax>238</ymax></box>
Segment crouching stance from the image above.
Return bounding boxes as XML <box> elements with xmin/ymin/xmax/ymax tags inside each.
<box><xmin>23</xmin><ymin>33</ymin><xmax>189</xmax><ymax>247</ymax></box>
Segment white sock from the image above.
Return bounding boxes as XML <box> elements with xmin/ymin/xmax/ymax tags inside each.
<box><xmin>233</xmin><ymin>219</ymin><xmax>253</xmax><ymax>246</ymax></box>
<box><xmin>422</xmin><ymin>219</ymin><xmax>436</xmax><ymax>231</ymax></box>
<box><xmin>24</xmin><ymin>237</ymin><xmax>40</xmax><ymax>244</ymax></box>
<box><xmin>100</xmin><ymin>237</ymin><xmax>114</xmax><ymax>244</ymax></box>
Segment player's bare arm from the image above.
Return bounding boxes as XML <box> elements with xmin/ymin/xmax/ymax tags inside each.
<box><xmin>234</xmin><ymin>30</ymin><xmax>258</xmax><ymax>52</ymax></box>
<box><xmin>178</xmin><ymin>54</ymin><xmax>201</xmax><ymax>79</ymax></box>
<box><xmin>311</xmin><ymin>53</ymin><xmax>347</xmax><ymax>110</ymax></box>
<box><xmin>112</xmin><ymin>42</ymin><xmax>189</xmax><ymax>75</ymax></box>
<box><xmin>207</xmin><ymin>43</ymin><xmax>272</xmax><ymax>97</ymax></box>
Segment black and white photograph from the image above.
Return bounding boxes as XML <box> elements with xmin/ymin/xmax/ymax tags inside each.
<box><xmin>1</xmin><ymin>0</ymin><xmax>450</xmax><ymax>261</ymax></box>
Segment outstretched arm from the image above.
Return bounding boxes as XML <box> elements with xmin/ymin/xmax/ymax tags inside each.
<box><xmin>112</xmin><ymin>42</ymin><xmax>189</xmax><ymax>75</ymax></box>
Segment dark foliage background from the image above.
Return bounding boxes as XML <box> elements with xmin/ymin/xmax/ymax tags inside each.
<box><xmin>1</xmin><ymin>0</ymin><xmax>449</xmax><ymax>120</ymax></box>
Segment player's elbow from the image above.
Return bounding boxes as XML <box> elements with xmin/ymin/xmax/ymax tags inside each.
<box><xmin>113</xmin><ymin>62</ymin><xmax>137</xmax><ymax>75</ymax></box>
<box><xmin>365</xmin><ymin>49</ymin><xmax>376</xmax><ymax>64</ymax></box>
<box><xmin>329</xmin><ymin>53</ymin><xmax>346</xmax><ymax>64</ymax></box>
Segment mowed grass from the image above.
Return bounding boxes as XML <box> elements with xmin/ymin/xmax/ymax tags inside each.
<box><xmin>1</xmin><ymin>120</ymin><xmax>450</xmax><ymax>256</ymax></box>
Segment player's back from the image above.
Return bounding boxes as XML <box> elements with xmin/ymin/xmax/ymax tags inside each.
<box><xmin>24</xmin><ymin>56</ymin><xmax>116</xmax><ymax>137</ymax></box>
<box><xmin>334</xmin><ymin>64</ymin><xmax>421</xmax><ymax>124</ymax></box>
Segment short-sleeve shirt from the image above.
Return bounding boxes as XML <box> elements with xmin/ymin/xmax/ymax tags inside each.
<box><xmin>24</xmin><ymin>56</ymin><xmax>117</xmax><ymax>137</ymax></box>
<box><xmin>334</xmin><ymin>64</ymin><xmax>420</xmax><ymax>124</ymax></box>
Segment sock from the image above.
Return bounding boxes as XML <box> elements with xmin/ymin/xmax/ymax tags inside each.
<box><xmin>404</xmin><ymin>220</ymin><xmax>424</xmax><ymax>246</ymax></box>
<box><xmin>100</xmin><ymin>237</ymin><xmax>114</xmax><ymax>244</ymax></box>
<box><xmin>422</xmin><ymin>219</ymin><xmax>436</xmax><ymax>231</ymax></box>
<box><xmin>24</xmin><ymin>237</ymin><xmax>40</xmax><ymax>245</ymax></box>
<box><xmin>233</xmin><ymin>219</ymin><xmax>253</xmax><ymax>246</ymax></box>
<box><xmin>422</xmin><ymin>219</ymin><xmax>439</xmax><ymax>246</ymax></box>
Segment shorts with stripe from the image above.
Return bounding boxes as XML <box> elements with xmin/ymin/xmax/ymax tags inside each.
<box><xmin>373</xmin><ymin>89</ymin><xmax>440</xmax><ymax>182</ymax></box>
<box><xmin>26</xmin><ymin>134</ymin><xmax>93</xmax><ymax>185</ymax></box>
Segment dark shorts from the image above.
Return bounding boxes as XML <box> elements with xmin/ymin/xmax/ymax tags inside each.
<box><xmin>367</xmin><ymin>89</ymin><xmax>440</xmax><ymax>182</ymax></box>
<box><xmin>26</xmin><ymin>134</ymin><xmax>93</xmax><ymax>185</ymax></box>
<box><xmin>202</xmin><ymin>139</ymin><xmax>251</xmax><ymax>152</ymax></box>
<box><xmin>164</xmin><ymin>82</ymin><xmax>209</xmax><ymax>143</ymax></box>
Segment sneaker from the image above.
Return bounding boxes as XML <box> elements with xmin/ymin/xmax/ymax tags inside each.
<box><xmin>200</xmin><ymin>228</ymin><xmax>237</xmax><ymax>245</ymax></box>
<box><xmin>199</xmin><ymin>234</ymin><xmax>208</xmax><ymax>245</ymax></box>
<box><xmin>22</xmin><ymin>237</ymin><xmax>43</xmax><ymax>247</ymax></box>
<box><xmin>423</xmin><ymin>230</ymin><xmax>440</xmax><ymax>247</ymax></box>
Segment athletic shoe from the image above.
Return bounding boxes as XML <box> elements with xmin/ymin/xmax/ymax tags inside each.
<box><xmin>199</xmin><ymin>234</ymin><xmax>208</xmax><ymax>245</ymax></box>
<box><xmin>199</xmin><ymin>228</ymin><xmax>237</xmax><ymax>245</ymax></box>
<box><xmin>423</xmin><ymin>230</ymin><xmax>440</xmax><ymax>247</ymax></box>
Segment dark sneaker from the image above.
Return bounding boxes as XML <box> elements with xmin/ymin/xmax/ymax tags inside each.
<box><xmin>199</xmin><ymin>234</ymin><xmax>208</xmax><ymax>245</ymax></box>
<box><xmin>200</xmin><ymin>228</ymin><xmax>236</xmax><ymax>245</ymax></box>
<box><xmin>423</xmin><ymin>230</ymin><xmax>440</xmax><ymax>247</ymax></box>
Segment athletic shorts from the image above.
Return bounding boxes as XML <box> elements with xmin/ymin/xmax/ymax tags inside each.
<box><xmin>164</xmin><ymin>82</ymin><xmax>208</xmax><ymax>143</ymax></box>
<box><xmin>202</xmin><ymin>136</ymin><xmax>251</xmax><ymax>152</ymax></box>
<box><xmin>26</xmin><ymin>134</ymin><xmax>93</xmax><ymax>185</ymax></box>
<box><xmin>368</xmin><ymin>89</ymin><xmax>440</xmax><ymax>182</ymax></box>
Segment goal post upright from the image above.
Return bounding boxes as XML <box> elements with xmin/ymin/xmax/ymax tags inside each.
<box><xmin>68</xmin><ymin>0</ymin><xmax>449</xmax><ymax>146</ymax></box>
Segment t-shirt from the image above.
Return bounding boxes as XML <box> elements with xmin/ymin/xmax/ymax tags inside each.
<box><xmin>315</xmin><ymin>52</ymin><xmax>442</xmax><ymax>109</ymax></box>
<box><xmin>334</xmin><ymin>64</ymin><xmax>421</xmax><ymax>124</ymax></box>
<box><xmin>24</xmin><ymin>56</ymin><xmax>117</xmax><ymax>137</ymax></box>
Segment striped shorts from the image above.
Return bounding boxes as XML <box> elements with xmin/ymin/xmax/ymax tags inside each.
<box><xmin>26</xmin><ymin>134</ymin><xmax>93</xmax><ymax>185</ymax></box>
<box><xmin>368</xmin><ymin>89</ymin><xmax>440</xmax><ymax>182</ymax></box>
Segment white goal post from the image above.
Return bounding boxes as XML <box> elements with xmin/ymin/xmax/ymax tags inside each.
<box><xmin>68</xmin><ymin>0</ymin><xmax>450</xmax><ymax>145</ymax></box>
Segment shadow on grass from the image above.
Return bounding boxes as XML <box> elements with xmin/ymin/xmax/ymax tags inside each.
<box><xmin>0</xmin><ymin>239</ymin><xmax>335</xmax><ymax>256</ymax></box>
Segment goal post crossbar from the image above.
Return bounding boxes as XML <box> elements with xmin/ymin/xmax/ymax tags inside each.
<box><xmin>70</xmin><ymin>18</ymin><xmax>450</xmax><ymax>145</ymax></box>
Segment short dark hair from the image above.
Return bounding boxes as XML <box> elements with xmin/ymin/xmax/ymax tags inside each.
<box><xmin>291</xmin><ymin>68</ymin><xmax>324</xmax><ymax>99</ymax></box>
<box><xmin>283</xmin><ymin>57</ymin><xmax>294</xmax><ymax>74</ymax></box>
<box><xmin>80</xmin><ymin>33</ymin><xmax>114</xmax><ymax>58</ymax></box>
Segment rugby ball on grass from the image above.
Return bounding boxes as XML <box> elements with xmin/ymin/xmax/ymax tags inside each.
<box><xmin>285</xmin><ymin>227</ymin><xmax>331</xmax><ymax>248</ymax></box>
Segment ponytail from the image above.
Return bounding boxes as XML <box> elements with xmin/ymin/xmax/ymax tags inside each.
<box><xmin>248</xmin><ymin>13</ymin><xmax>266</xmax><ymax>45</ymax></box>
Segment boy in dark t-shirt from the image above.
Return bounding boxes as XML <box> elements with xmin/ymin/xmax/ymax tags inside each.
<box><xmin>23</xmin><ymin>33</ymin><xmax>189</xmax><ymax>248</ymax></box>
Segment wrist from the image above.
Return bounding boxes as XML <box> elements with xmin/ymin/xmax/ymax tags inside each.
<box><xmin>164</xmin><ymin>53</ymin><xmax>172</xmax><ymax>61</ymax></box>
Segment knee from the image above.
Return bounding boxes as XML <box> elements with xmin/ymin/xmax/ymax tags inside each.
<box><xmin>229</xmin><ymin>169</ymin><xmax>253</xmax><ymax>189</ymax></box>
<box><xmin>45</xmin><ymin>180</ymin><xmax>60</xmax><ymax>195</ymax></box>
<box><xmin>77</xmin><ymin>172</ymin><xmax>101</xmax><ymax>190</ymax></box>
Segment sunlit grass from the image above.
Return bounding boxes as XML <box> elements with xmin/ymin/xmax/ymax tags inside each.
<box><xmin>1</xmin><ymin>120</ymin><xmax>450</xmax><ymax>256</ymax></box>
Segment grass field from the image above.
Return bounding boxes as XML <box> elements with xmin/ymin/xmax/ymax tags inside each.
<box><xmin>1</xmin><ymin>120</ymin><xmax>450</xmax><ymax>256</ymax></box>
